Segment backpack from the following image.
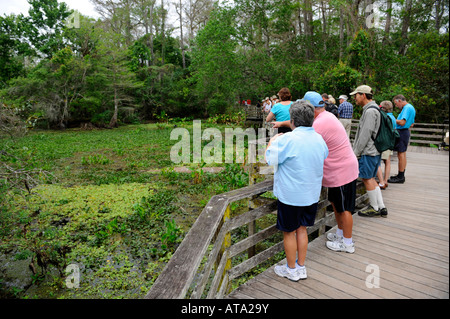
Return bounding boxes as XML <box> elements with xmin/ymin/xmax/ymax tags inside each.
<box><xmin>368</xmin><ymin>105</ymin><xmax>400</xmax><ymax>153</ymax></box>
<box><xmin>325</xmin><ymin>102</ymin><xmax>339</xmax><ymax>118</ymax></box>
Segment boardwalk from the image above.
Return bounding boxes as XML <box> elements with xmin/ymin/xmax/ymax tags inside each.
<box><xmin>228</xmin><ymin>151</ymin><xmax>449</xmax><ymax>299</ymax></box>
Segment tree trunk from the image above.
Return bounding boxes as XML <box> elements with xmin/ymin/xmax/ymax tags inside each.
<box><xmin>109</xmin><ymin>86</ymin><xmax>119</xmax><ymax>128</ymax></box>
<box><xmin>161</xmin><ymin>0</ymin><xmax>165</xmax><ymax>66</ymax></box>
<box><xmin>398</xmin><ymin>0</ymin><xmax>412</xmax><ymax>55</ymax></box>
<box><xmin>60</xmin><ymin>97</ymin><xmax>69</xmax><ymax>129</ymax></box>
<box><xmin>339</xmin><ymin>7</ymin><xmax>344</xmax><ymax>60</ymax></box>
<box><xmin>304</xmin><ymin>0</ymin><xmax>313</xmax><ymax>59</ymax></box>
<box><xmin>383</xmin><ymin>0</ymin><xmax>392</xmax><ymax>44</ymax></box>
<box><xmin>321</xmin><ymin>0</ymin><xmax>327</xmax><ymax>52</ymax></box>
<box><xmin>142</xmin><ymin>0</ymin><xmax>155</xmax><ymax>66</ymax></box>
<box><xmin>124</xmin><ymin>0</ymin><xmax>133</xmax><ymax>45</ymax></box>
<box><xmin>297</xmin><ymin>2</ymin><xmax>303</xmax><ymax>36</ymax></box>
<box><xmin>149</xmin><ymin>2</ymin><xmax>155</xmax><ymax>65</ymax></box>
<box><xmin>435</xmin><ymin>0</ymin><xmax>444</xmax><ymax>32</ymax></box>
<box><xmin>177</xmin><ymin>0</ymin><xmax>186</xmax><ymax>69</ymax></box>
<box><xmin>349</xmin><ymin>0</ymin><xmax>361</xmax><ymax>36</ymax></box>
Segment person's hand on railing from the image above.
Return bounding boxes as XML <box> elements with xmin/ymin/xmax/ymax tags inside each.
<box><xmin>271</xmin><ymin>121</ymin><xmax>282</xmax><ymax>128</ymax></box>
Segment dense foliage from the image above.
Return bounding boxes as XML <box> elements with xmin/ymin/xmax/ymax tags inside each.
<box><xmin>1</xmin><ymin>0</ymin><xmax>448</xmax><ymax>126</ymax></box>
<box><xmin>0</xmin><ymin>121</ymin><xmax>252</xmax><ymax>298</ymax></box>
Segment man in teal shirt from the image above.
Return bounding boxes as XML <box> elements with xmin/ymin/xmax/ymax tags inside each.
<box><xmin>388</xmin><ymin>94</ymin><xmax>416</xmax><ymax>184</ymax></box>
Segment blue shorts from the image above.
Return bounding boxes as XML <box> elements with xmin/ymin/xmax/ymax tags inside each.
<box><xmin>276</xmin><ymin>200</ymin><xmax>318</xmax><ymax>232</ymax></box>
<box><xmin>358</xmin><ymin>155</ymin><xmax>381</xmax><ymax>179</ymax></box>
<box><xmin>394</xmin><ymin>129</ymin><xmax>410</xmax><ymax>153</ymax></box>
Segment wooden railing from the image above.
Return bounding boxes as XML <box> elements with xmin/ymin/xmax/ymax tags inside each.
<box><xmin>145</xmin><ymin>164</ymin><xmax>368</xmax><ymax>299</ymax></box>
<box><xmin>350</xmin><ymin>120</ymin><xmax>449</xmax><ymax>149</ymax></box>
<box><xmin>243</xmin><ymin>105</ymin><xmax>264</xmax><ymax>121</ymax></box>
<box><xmin>246</xmin><ymin>107</ymin><xmax>448</xmax><ymax>149</ymax></box>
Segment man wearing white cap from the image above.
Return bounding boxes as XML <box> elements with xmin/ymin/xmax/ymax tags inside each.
<box><xmin>350</xmin><ymin>85</ymin><xmax>388</xmax><ymax>218</ymax></box>
<box><xmin>338</xmin><ymin>95</ymin><xmax>353</xmax><ymax>137</ymax></box>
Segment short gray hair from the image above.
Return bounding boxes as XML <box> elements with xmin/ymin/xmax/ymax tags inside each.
<box><xmin>380</xmin><ymin>100</ymin><xmax>393</xmax><ymax>112</ymax></box>
<box><xmin>289</xmin><ymin>100</ymin><xmax>315</xmax><ymax>128</ymax></box>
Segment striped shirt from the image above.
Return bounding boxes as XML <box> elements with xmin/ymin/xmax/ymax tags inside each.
<box><xmin>338</xmin><ymin>101</ymin><xmax>353</xmax><ymax>119</ymax></box>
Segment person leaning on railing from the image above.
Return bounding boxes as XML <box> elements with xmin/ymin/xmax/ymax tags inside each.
<box><xmin>265</xmin><ymin>100</ymin><xmax>329</xmax><ymax>282</ymax></box>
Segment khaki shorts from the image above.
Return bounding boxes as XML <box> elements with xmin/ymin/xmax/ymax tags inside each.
<box><xmin>381</xmin><ymin>150</ymin><xmax>393</xmax><ymax>160</ymax></box>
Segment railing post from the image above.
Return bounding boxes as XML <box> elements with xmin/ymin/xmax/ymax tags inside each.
<box><xmin>316</xmin><ymin>187</ymin><xmax>328</xmax><ymax>236</ymax></box>
<box><xmin>215</xmin><ymin>204</ymin><xmax>232</xmax><ymax>295</ymax></box>
<box><xmin>212</xmin><ymin>204</ymin><xmax>231</xmax><ymax>296</ymax></box>
<box><xmin>247</xmin><ymin>162</ymin><xmax>261</xmax><ymax>258</ymax></box>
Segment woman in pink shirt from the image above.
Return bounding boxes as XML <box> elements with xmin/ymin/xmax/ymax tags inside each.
<box><xmin>313</xmin><ymin>107</ymin><xmax>359</xmax><ymax>188</ymax></box>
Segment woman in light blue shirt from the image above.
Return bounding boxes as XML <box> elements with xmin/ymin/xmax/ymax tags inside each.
<box><xmin>265</xmin><ymin>100</ymin><xmax>328</xmax><ymax>281</ymax></box>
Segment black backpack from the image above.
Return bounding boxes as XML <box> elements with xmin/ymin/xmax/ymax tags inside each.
<box><xmin>368</xmin><ymin>105</ymin><xmax>400</xmax><ymax>153</ymax></box>
<box><xmin>325</xmin><ymin>102</ymin><xmax>339</xmax><ymax>118</ymax></box>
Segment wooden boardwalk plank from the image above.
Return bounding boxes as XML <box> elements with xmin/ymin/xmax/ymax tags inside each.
<box><xmin>227</xmin><ymin>151</ymin><xmax>449</xmax><ymax>299</ymax></box>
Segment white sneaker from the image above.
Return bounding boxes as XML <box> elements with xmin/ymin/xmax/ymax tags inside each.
<box><xmin>326</xmin><ymin>240</ymin><xmax>355</xmax><ymax>253</ymax></box>
<box><xmin>274</xmin><ymin>264</ymin><xmax>302</xmax><ymax>281</ymax></box>
<box><xmin>326</xmin><ymin>232</ymin><xmax>343</xmax><ymax>242</ymax></box>
<box><xmin>296</xmin><ymin>265</ymin><xmax>307</xmax><ymax>280</ymax></box>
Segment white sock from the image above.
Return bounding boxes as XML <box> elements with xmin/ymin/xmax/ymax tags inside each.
<box><xmin>336</xmin><ymin>228</ymin><xmax>343</xmax><ymax>237</ymax></box>
<box><xmin>343</xmin><ymin>237</ymin><xmax>353</xmax><ymax>245</ymax></box>
<box><xmin>286</xmin><ymin>264</ymin><xmax>296</xmax><ymax>270</ymax></box>
<box><xmin>375</xmin><ymin>187</ymin><xmax>385</xmax><ymax>209</ymax></box>
<box><xmin>367</xmin><ymin>189</ymin><xmax>379</xmax><ymax>210</ymax></box>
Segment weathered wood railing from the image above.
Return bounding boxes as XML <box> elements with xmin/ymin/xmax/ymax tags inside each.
<box><xmin>409</xmin><ymin>122</ymin><xmax>449</xmax><ymax>148</ymax></box>
<box><xmin>145</xmin><ymin>167</ymin><xmax>368</xmax><ymax>299</ymax></box>
<box><xmin>350</xmin><ymin>120</ymin><xmax>449</xmax><ymax>149</ymax></box>
<box><xmin>243</xmin><ymin>105</ymin><xmax>264</xmax><ymax>121</ymax></box>
<box><xmin>248</xmin><ymin>109</ymin><xmax>448</xmax><ymax>150</ymax></box>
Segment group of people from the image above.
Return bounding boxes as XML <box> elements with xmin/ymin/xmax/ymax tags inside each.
<box><xmin>265</xmin><ymin>86</ymin><xmax>416</xmax><ymax>281</ymax></box>
<box><xmin>261</xmin><ymin>96</ymin><xmax>280</xmax><ymax>113</ymax></box>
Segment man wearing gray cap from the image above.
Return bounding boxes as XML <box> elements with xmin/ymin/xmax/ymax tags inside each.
<box><xmin>351</xmin><ymin>85</ymin><xmax>388</xmax><ymax>218</ymax></box>
<box><xmin>338</xmin><ymin>95</ymin><xmax>353</xmax><ymax>137</ymax></box>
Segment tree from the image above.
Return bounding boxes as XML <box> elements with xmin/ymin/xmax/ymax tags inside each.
<box><xmin>4</xmin><ymin>47</ymin><xmax>89</xmax><ymax>128</ymax></box>
<box><xmin>190</xmin><ymin>5</ymin><xmax>242</xmax><ymax>115</ymax></box>
<box><xmin>134</xmin><ymin>0</ymin><xmax>157</xmax><ymax>66</ymax></box>
<box><xmin>0</xmin><ymin>14</ymin><xmax>32</xmax><ymax>86</ymax></box>
<box><xmin>315</xmin><ymin>61</ymin><xmax>362</xmax><ymax>99</ymax></box>
<box><xmin>91</xmin><ymin>0</ymin><xmax>137</xmax><ymax>46</ymax></box>
<box><xmin>434</xmin><ymin>0</ymin><xmax>448</xmax><ymax>32</ymax></box>
<box><xmin>184</xmin><ymin>0</ymin><xmax>214</xmax><ymax>44</ymax></box>
<box><xmin>26</xmin><ymin>0</ymin><xmax>71</xmax><ymax>58</ymax></box>
<box><xmin>95</xmin><ymin>30</ymin><xmax>140</xmax><ymax>128</ymax></box>
<box><xmin>398</xmin><ymin>0</ymin><xmax>413</xmax><ymax>55</ymax></box>
<box><xmin>174</xmin><ymin>0</ymin><xmax>187</xmax><ymax>69</ymax></box>
<box><xmin>383</xmin><ymin>0</ymin><xmax>393</xmax><ymax>44</ymax></box>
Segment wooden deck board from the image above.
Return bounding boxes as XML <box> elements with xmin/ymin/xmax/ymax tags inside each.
<box><xmin>227</xmin><ymin>151</ymin><xmax>449</xmax><ymax>299</ymax></box>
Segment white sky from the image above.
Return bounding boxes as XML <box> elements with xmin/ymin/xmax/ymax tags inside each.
<box><xmin>0</xmin><ymin>0</ymin><xmax>101</xmax><ymax>18</ymax></box>
<box><xmin>0</xmin><ymin>0</ymin><xmax>180</xmax><ymax>33</ymax></box>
